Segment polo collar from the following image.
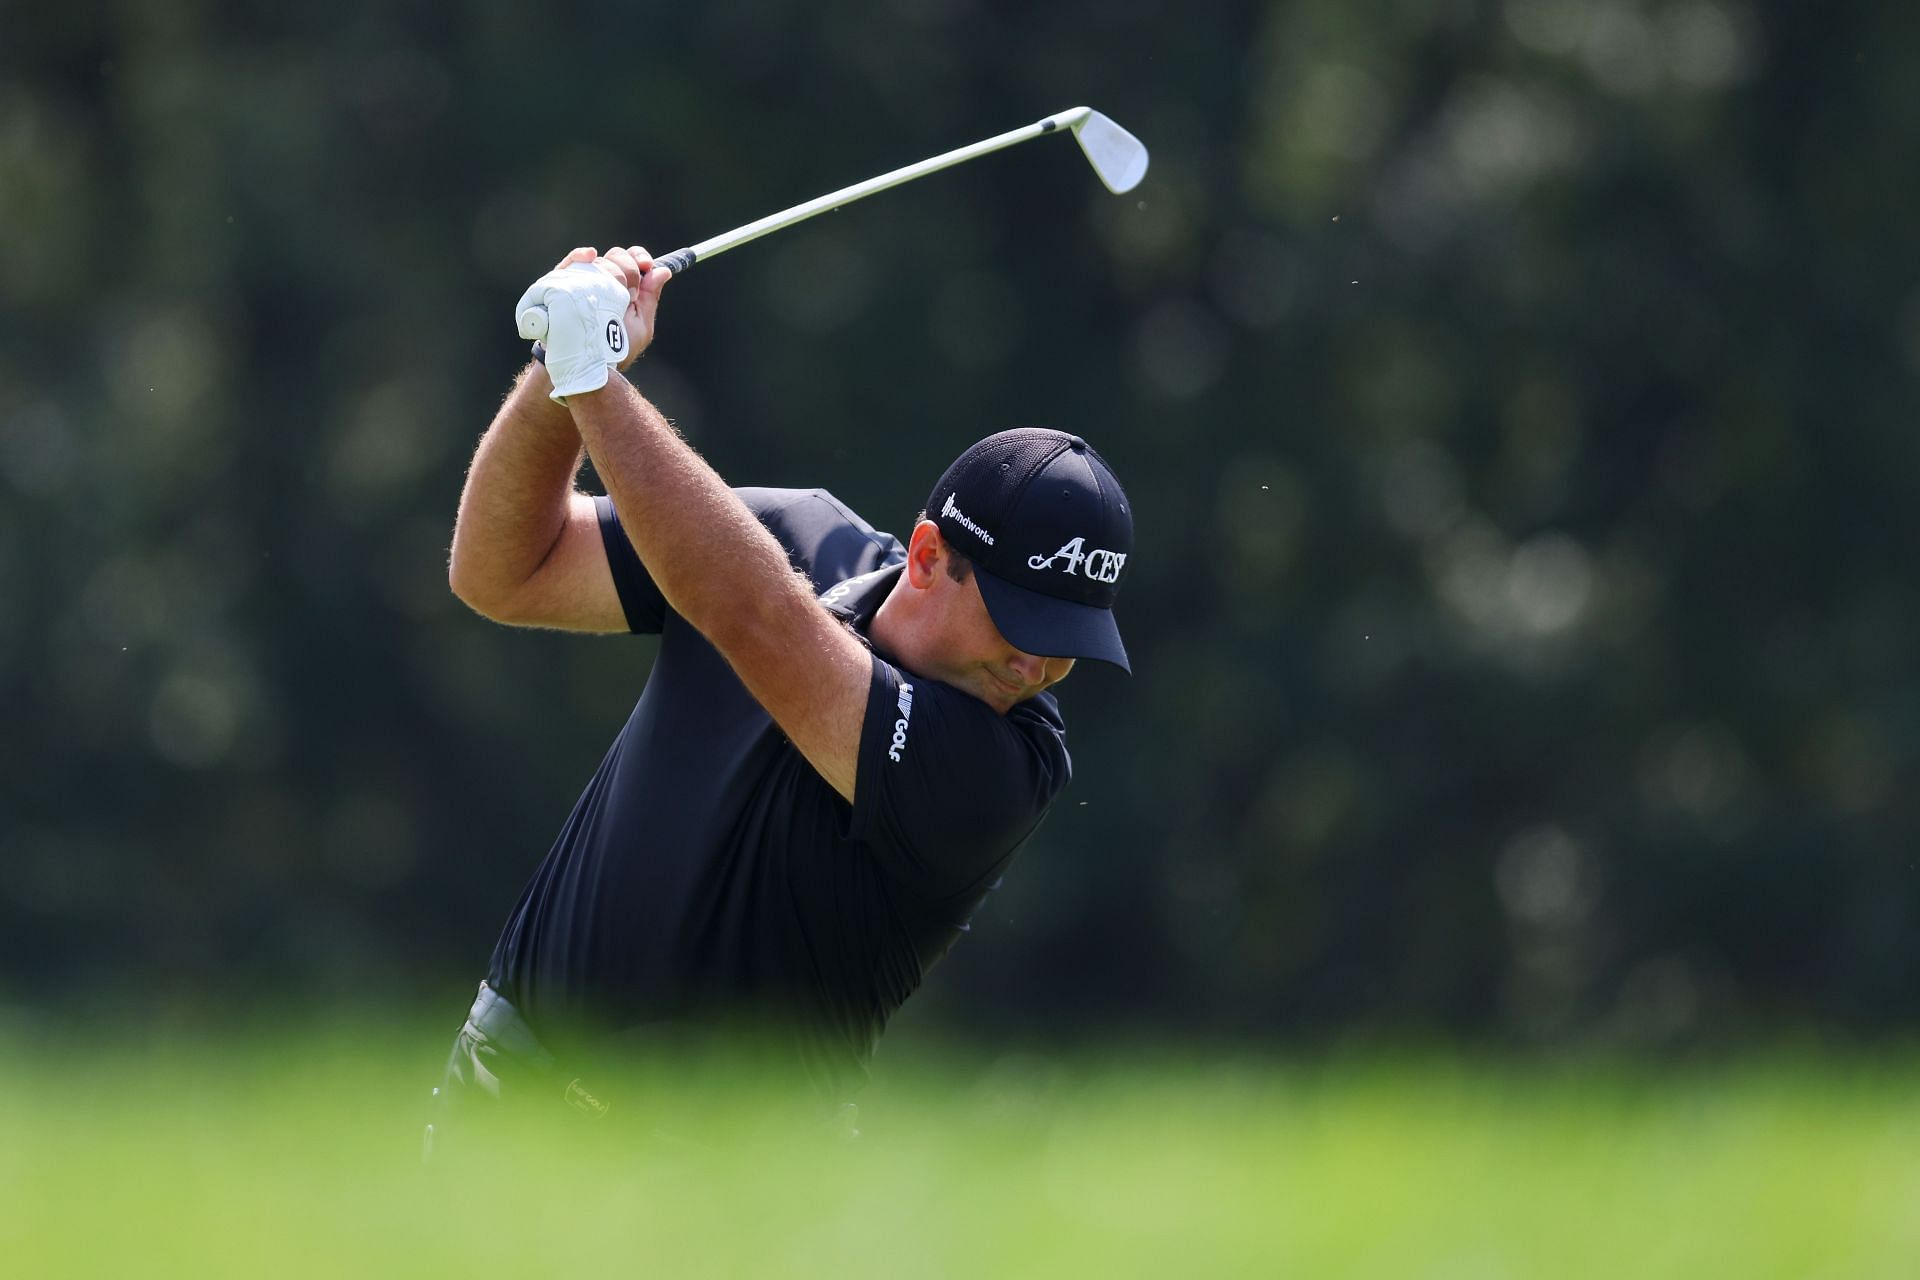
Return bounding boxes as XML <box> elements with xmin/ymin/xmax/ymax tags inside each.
<box><xmin>820</xmin><ymin>561</ymin><xmax>905</xmax><ymax>634</ymax></box>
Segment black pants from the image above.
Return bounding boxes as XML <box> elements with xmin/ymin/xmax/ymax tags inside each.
<box><xmin>423</xmin><ymin>983</ymin><xmax>861</xmax><ymax>1162</ymax></box>
<box><xmin>423</xmin><ymin>982</ymin><xmax>612</xmax><ymax>1162</ymax></box>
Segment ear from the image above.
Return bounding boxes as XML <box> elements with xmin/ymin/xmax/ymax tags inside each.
<box><xmin>903</xmin><ymin>519</ymin><xmax>945</xmax><ymax>589</ymax></box>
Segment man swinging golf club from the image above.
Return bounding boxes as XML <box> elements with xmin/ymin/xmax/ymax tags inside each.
<box><xmin>429</xmin><ymin>110</ymin><xmax>1146</xmax><ymax>1143</ymax></box>
<box><xmin>431</xmin><ymin>242</ymin><xmax>1135</xmax><ymax>1138</ymax></box>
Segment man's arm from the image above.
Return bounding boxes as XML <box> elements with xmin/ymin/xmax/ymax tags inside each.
<box><xmin>447</xmin><ymin>254</ymin><xmax>628</xmax><ymax>632</ymax></box>
<box><xmin>568</xmin><ymin>376</ymin><xmax>871</xmax><ymax>800</ymax></box>
<box><xmin>552</xmin><ymin>249</ymin><xmax>870</xmax><ymax>799</ymax></box>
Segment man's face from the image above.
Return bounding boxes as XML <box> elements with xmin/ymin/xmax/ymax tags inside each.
<box><xmin>924</xmin><ymin>557</ymin><xmax>1076</xmax><ymax>715</ymax></box>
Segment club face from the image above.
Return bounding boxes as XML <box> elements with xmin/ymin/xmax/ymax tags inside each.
<box><xmin>1071</xmin><ymin>111</ymin><xmax>1150</xmax><ymax>194</ymax></box>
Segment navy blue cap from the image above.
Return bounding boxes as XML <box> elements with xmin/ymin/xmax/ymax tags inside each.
<box><xmin>927</xmin><ymin>428</ymin><xmax>1134</xmax><ymax>673</ymax></box>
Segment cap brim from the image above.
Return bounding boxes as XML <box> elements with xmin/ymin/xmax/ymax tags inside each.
<box><xmin>975</xmin><ymin>567</ymin><xmax>1131</xmax><ymax>674</ymax></box>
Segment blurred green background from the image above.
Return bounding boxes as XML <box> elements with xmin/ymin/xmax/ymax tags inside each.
<box><xmin>4</xmin><ymin>0</ymin><xmax>1917</xmax><ymax>1055</ymax></box>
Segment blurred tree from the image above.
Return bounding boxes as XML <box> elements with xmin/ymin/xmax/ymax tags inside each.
<box><xmin>2</xmin><ymin>0</ymin><xmax>1915</xmax><ymax>1046</ymax></box>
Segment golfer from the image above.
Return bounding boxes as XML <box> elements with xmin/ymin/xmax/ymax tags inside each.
<box><xmin>433</xmin><ymin>245</ymin><xmax>1134</xmax><ymax>1129</ymax></box>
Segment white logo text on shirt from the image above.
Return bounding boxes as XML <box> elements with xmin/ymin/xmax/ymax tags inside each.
<box><xmin>888</xmin><ymin>682</ymin><xmax>915</xmax><ymax>763</ymax></box>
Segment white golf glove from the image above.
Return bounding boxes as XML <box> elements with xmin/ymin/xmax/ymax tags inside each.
<box><xmin>513</xmin><ymin>263</ymin><xmax>631</xmax><ymax>401</ymax></box>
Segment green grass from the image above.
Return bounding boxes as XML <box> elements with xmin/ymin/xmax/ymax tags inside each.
<box><xmin>2</xmin><ymin>1025</ymin><xmax>1916</xmax><ymax>1277</ymax></box>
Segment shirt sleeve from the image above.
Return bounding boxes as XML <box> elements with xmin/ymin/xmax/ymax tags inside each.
<box><xmin>734</xmin><ymin>487</ymin><xmax>905</xmax><ymax>590</ymax></box>
<box><xmin>593</xmin><ymin>495</ymin><xmax>668</xmax><ymax>634</ymax></box>
<box><xmin>595</xmin><ymin>487</ymin><xmax>902</xmax><ymax>635</ymax></box>
<box><xmin>849</xmin><ymin>654</ymin><xmax>1072</xmax><ymax>899</ymax></box>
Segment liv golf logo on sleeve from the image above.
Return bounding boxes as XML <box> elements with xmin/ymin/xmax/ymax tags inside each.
<box><xmin>888</xmin><ymin>682</ymin><xmax>915</xmax><ymax>763</ymax></box>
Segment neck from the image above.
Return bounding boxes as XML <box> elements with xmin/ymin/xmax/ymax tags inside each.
<box><xmin>868</xmin><ymin>579</ymin><xmax>925</xmax><ymax>675</ymax></box>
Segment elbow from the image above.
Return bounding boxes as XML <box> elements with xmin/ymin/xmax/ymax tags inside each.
<box><xmin>447</xmin><ymin>551</ymin><xmax>507</xmax><ymax>621</ymax></box>
<box><xmin>446</xmin><ymin>547</ymin><xmax>479</xmax><ymax>607</ymax></box>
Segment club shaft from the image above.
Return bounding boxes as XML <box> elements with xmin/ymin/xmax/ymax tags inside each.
<box><xmin>656</xmin><ymin>108</ymin><xmax>1090</xmax><ymax>276</ymax></box>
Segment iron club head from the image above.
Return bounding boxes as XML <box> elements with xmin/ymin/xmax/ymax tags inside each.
<box><xmin>1062</xmin><ymin>108</ymin><xmax>1151</xmax><ymax>194</ymax></box>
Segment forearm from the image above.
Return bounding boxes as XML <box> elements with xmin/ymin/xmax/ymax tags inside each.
<box><xmin>448</xmin><ymin>362</ymin><xmax>587</xmax><ymax>608</ymax></box>
<box><xmin>566</xmin><ymin>377</ymin><xmax>813</xmax><ymax>645</ymax></box>
<box><xmin>524</xmin><ymin>245</ymin><xmax>869</xmax><ymax>796</ymax></box>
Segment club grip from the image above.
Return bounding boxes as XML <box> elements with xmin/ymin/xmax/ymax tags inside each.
<box><xmin>654</xmin><ymin>247</ymin><xmax>697</xmax><ymax>276</ymax></box>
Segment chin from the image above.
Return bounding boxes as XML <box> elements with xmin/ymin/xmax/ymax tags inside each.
<box><xmin>983</xmin><ymin>675</ymin><xmax>1027</xmax><ymax>709</ymax></box>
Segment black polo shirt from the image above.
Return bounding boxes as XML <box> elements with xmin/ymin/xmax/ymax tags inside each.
<box><xmin>486</xmin><ymin>487</ymin><xmax>1071</xmax><ymax>1089</ymax></box>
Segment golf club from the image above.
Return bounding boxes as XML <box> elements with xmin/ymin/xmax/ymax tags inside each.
<box><xmin>517</xmin><ymin>106</ymin><xmax>1148</xmax><ymax>341</ymax></box>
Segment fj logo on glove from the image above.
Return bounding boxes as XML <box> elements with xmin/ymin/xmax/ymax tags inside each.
<box><xmin>1028</xmin><ymin>537</ymin><xmax>1126</xmax><ymax>583</ymax></box>
<box><xmin>606</xmin><ymin>320</ymin><xmax>625</xmax><ymax>354</ymax></box>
